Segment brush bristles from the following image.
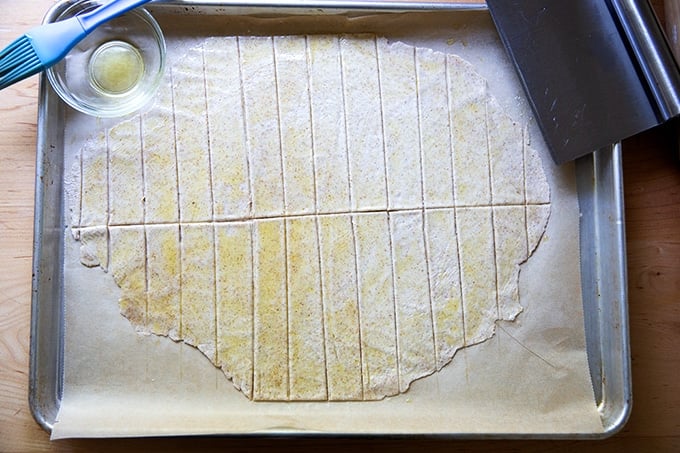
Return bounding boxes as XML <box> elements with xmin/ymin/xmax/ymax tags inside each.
<box><xmin>0</xmin><ymin>36</ymin><xmax>43</xmax><ymax>90</ymax></box>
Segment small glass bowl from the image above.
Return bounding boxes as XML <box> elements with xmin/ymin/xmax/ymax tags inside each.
<box><xmin>47</xmin><ymin>0</ymin><xmax>166</xmax><ymax>117</ymax></box>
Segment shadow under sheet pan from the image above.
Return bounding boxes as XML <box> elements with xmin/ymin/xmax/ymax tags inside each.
<box><xmin>30</xmin><ymin>0</ymin><xmax>630</xmax><ymax>439</ymax></box>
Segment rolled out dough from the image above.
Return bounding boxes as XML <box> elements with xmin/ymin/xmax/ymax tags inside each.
<box><xmin>69</xmin><ymin>35</ymin><xmax>551</xmax><ymax>401</ymax></box>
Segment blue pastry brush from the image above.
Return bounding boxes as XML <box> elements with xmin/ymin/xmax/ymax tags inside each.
<box><xmin>0</xmin><ymin>0</ymin><xmax>153</xmax><ymax>90</ymax></box>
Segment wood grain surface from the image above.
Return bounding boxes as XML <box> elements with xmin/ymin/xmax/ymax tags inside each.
<box><xmin>1</xmin><ymin>0</ymin><xmax>679</xmax><ymax>451</ymax></box>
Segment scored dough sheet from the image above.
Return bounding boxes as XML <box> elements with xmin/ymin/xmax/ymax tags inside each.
<box><xmin>51</xmin><ymin>10</ymin><xmax>604</xmax><ymax>438</ymax></box>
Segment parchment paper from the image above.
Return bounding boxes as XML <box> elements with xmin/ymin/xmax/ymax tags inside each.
<box><xmin>51</xmin><ymin>10</ymin><xmax>604</xmax><ymax>438</ymax></box>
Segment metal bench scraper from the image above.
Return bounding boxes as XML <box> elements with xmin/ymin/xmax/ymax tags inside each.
<box><xmin>486</xmin><ymin>0</ymin><xmax>680</xmax><ymax>164</ymax></box>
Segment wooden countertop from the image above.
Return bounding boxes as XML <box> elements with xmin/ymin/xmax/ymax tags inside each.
<box><xmin>1</xmin><ymin>1</ymin><xmax>679</xmax><ymax>451</ymax></box>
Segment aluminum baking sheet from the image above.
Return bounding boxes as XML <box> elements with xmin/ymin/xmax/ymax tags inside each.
<box><xmin>29</xmin><ymin>0</ymin><xmax>630</xmax><ymax>438</ymax></box>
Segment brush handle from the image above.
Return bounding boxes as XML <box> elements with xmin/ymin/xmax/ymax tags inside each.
<box><xmin>77</xmin><ymin>0</ymin><xmax>154</xmax><ymax>33</ymax></box>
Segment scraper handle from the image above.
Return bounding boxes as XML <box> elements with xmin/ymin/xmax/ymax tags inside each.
<box><xmin>665</xmin><ymin>0</ymin><xmax>680</xmax><ymax>58</ymax></box>
<box><xmin>664</xmin><ymin>0</ymin><xmax>680</xmax><ymax>161</ymax></box>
